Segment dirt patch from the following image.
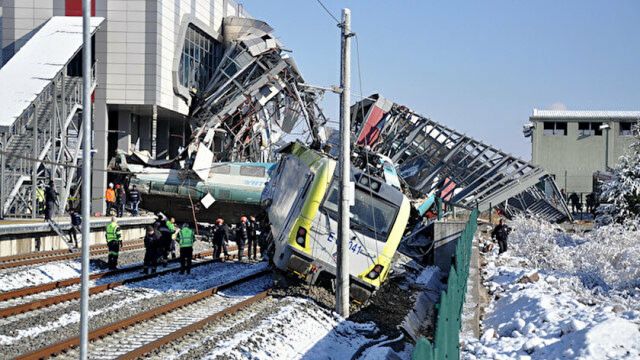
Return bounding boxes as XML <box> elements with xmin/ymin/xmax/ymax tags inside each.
<box><xmin>270</xmin><ymin>266</ymin><xmax>428</xmax><ymax>345</ymax></box>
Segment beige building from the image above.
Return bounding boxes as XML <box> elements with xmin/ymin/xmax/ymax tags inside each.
<box><xmin>526</xmin><ymin>109</ymin><xmax>640</xmax><ymax>195</ymax></box>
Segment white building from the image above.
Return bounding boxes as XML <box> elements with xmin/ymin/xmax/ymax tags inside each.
<box><xmin>1</xmin><ymin>0</ymin><xmax>247</xmax><ymax>213</ymax></box>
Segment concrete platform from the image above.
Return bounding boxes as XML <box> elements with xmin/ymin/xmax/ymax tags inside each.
<box><xmin>0</xmin><ymin>216</ymin><xmax>155</xmax><ymax>257</ymax></box>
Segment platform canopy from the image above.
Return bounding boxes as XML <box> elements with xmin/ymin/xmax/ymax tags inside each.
<box><xmin>0</xmin><ymin>16</ymin><xmax>104</xmax><ymax>130</ymax></box>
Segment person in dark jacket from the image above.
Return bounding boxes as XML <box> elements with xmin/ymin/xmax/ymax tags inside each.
<box><xmin>68</xmin><ymin>210</ymin><xmax>82</xmax><ymax>248</ymax></box>
<box><xmin>156</xmin><ymin>215</ymin><xmax>173</xmax><ymax>267</ymax></box>
<box><xmin>569</xmin><ymin>192</ymin><xmax>580</xmax><ymax>214</ymax></box>
<box><xmin>142</xmin><ymin>225</ymin><xmax>160</xmax><ymax>274</ymax></box>
<box><xmin>491</xmin><ymin>219</ymin><xmax>511</xmax><ymax>255</ymax></box>
<box><xmin>115</xmin><ymin>184</ymin><xmax>127</xmax><ymax>217</ymax></box>
<box><xmin>236</xmin><ymin>216</ymin><xmax>249</xmax><ymax>261</ymax></box>
<box><xmin>247</xmin><ymin>216</ymin><xmax>259</xmax><ymax>261</ymax></box>
<box><xmin>212</xmin><ymin>218</ymin><xmax>230</xmax><ymax>261</ymax></box>
<box><xmin>129</xmin><ymin>185</ymin><xmax>141</xmax><ymax>216</ymax></box>
<box><xmin>44</xmin><ymin>180</ymin><xmax>58</xmax><ymax>220</ymax></box>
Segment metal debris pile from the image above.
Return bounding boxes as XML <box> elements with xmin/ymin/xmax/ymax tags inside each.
<box><xmin>350</xmin><ymin>94</ymin><xmax>571</xmax><ymax>223</ymax></box>
<box><xmin>184</xmin><ymin>17</ymin><xmax>327</xmax><ymax>179</ymax></box>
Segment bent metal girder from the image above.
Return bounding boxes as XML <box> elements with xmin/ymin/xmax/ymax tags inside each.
<box><xmin>186</xmin><ymin>17</ymin><xmax>326</xmax><ymax>166</ymax></box>
<box><xmin>351</xmin><ymin>94</ymin><xmax>572</xmax><ymax>223</ymax></box>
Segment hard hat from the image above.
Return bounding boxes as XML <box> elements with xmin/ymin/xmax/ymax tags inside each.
<box><xmin>109</xmin><ymin>183</ymin><xmax>114</xmax><ymax>188</ymax></box>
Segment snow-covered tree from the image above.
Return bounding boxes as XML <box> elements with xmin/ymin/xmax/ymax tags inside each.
<box><xmin>596</xmin><ymin>122</ymin><xmax>640</xmax><ymax>227</ymax></box>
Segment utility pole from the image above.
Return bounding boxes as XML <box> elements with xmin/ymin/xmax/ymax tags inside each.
<box><xmin>79</xmin><ymin>0</ymin><xmax>93</xmax><ymax>358</ymax></box>
<box><xmin>337</xmin><ymin>8</ymin><xmax>352</xmax><ymax>318</ymax></box>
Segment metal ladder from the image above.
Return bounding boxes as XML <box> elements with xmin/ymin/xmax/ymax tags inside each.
<box><xmin>47</xmin><ymin>218</ymin><xmax>77</xmax><ymax>252</ymax></box>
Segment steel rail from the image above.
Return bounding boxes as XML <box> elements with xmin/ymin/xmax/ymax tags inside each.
<box><xmin>0</xmin><ymin>250</ymin><xmax>250</xmax><ymax>318</ymax></box>
<box><xmin>0</xmin><ymin>242</ymin><xmax>146</xmax><ymax>270</ymax></box>
<box><xmin>15</xmin><ymin>269</ymin><xmax>270</xmax><ymax>360</ymax></box>
<box><xmin>0</xmin><ymin>249</ymin><xmax>221</xmax><ymax>301</ymax></box>
<box><xmin>0</xmin><ymin>245</ymin><xmax>244</xmax><ymax>302</ymax></box>
<box><xmin>0</xmin><ymin>240</ymin><xmax>143</xmax><ymax>263</ymax></box>
<box><xmin>117</xmin><ymin>290</ymin><xmax>270</xmax><ymax>360</ymax></box>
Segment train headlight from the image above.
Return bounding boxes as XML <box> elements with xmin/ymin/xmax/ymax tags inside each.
<box><xmin>295</xmin><ymin>227</ymin><xmax>307</xmax><ymax>247</ymax></box>
<box><xmin>366</xmin><ymin>264</ymin><xmax>384</xmax><ymax>280</ymax></box>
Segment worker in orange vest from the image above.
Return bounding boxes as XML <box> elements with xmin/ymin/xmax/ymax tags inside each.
<box><xmin>105</xmin><ymin>183</ymin><xmax>116</xmax><ymax>216</ymax></box>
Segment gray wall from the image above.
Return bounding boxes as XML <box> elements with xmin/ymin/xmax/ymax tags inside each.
<box><xmin>531</xmin><ymin>119</ymin><xmax>637</xmax><ymax>194</ymax></box>
<box><xmin>1</xmin><ymin>0</ymin><xmax>66</xmax><ymax>65</ymax></box>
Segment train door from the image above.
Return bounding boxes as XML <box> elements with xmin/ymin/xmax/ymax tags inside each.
<box><xmin>265</xmin><ymin>155</ymin><xmax>314</xmax><ymax>269</ymax></box>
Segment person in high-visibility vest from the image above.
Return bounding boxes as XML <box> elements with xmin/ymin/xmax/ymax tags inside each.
<box><xmin>105</xmin><ymin>216</ymin><xmax>122</xmax><ymax>270</ymax></box>
<box><xmin>177</xmin><ymin>223</ymin><xmax>195</xmax><ymax>274</ymax></box>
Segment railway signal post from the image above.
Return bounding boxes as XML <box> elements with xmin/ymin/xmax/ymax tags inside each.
<box><xmin>337</xmin><ymin>7</ymin><xmax>352</xmax><ymax>318</ymax></box>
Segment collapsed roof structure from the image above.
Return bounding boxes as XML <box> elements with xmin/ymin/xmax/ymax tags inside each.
<box><xmin>123</xmin><ymin>18</ymin><xmax>570</xmax><ymax>224</ymax></box>
<box><xmin>181</xmin><ymin>17</ymin><xmax>327</xmax><ymax>180</ymax></box>
<box><xmin>351</xmin><ymin>94</ymin><xmax>572</xmax><ymax>223</ymax></box>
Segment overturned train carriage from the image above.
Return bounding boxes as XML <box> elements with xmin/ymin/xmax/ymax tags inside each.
<box><xmin>116</xmin><ymin>153</ymin><xmax>274</xmax><ymax>223</ymax></box>
<box><xmin>351</xmin><ymin>94</ymin><xmax>572</xmax><ymax>223</ymax></box>
<box><xmin>261</xmin><ymin>143</ymin><xmax>411</xmax><ymax>302</ymax></box>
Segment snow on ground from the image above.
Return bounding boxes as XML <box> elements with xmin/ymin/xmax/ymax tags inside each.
<box><xmin>201</xmin><ymin>297</ymin><xmax>386</xmax><ymax>360</ymax></box>
<box><xmin>0</xmin><ymin>261</ymin><xmax>84</xmax><ymax>291</ymax></box>
<box><xmin>462</xmin><ymin>217</ymin><xmax>640</xmax><ymax>360</ymax></box>
<box><xmin>0</xmin><ymin>259</ymin><xmax>143</xmax><ymax>292</ymax></box>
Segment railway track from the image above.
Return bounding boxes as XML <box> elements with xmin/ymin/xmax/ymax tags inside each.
<box><xmin>16</xmin><ymin>269</ymin><xmax>271</xmax><ymax>360</ymax></box>
<box><xmin>0</xmin><ymin>240</ymin><xmax>146</xmax><ymax>270</ymax></box>
<box><xmin>0</xmin><ymin>247</ymin><xmax>243</xmax><ymax>317</ymax></box>
<box><xmin>0</xmin><ymin>249</ymin><xmax>214</xmax><ymax>302</ymax></box>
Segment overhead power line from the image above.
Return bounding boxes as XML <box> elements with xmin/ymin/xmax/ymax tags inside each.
<box><xmin>314</xmin><ymin>0</ymin><xmax>341</xmax><ymax>25</ymax></box>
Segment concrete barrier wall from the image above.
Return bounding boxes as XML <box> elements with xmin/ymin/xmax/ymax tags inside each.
<box><xmin>433</xmin><ymin>220</ymin><xmax>468</xmax><ymax>272</ymax></box>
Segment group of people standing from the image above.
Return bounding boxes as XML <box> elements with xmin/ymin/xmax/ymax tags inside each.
<box><xmin>107</xmin><ymin>210</ymin><xmax>270</xmax><ymax>275</ymax></box>
<box><xmin>104</xmin><ymin>182</ymin><xmax>141</xmax><ymax>217</ymax></box>
<box><xmin>142</xmin><ymin>214</ymin><xmax>194</xmax><ymax>274</ymax></box>
<box><xmin>210</xmin><ymin>215</ymin><xmax>268</xmax><ymax>262</ymax></box>
<box><xmin>106</xmin><ymin>213</ymin><xmax>195</xmax><ymax>275</ymax></box>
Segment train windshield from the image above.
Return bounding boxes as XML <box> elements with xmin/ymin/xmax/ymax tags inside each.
<box><xmin>322</xmin><ymin>183</ymin><xmax>398</xmax><ymax>241</ymax></box>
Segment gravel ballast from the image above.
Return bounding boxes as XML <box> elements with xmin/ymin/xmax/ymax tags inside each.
<box><xmin>0</xmin><ymin>260</ymin><xmax>266</xmax><ymax>358</ymax></box>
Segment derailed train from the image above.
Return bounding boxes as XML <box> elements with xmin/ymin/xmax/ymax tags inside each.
<box><xmin>260</xmin><ymin>142</ymin><xmax>411</xmax><ymax>302</ymax></box>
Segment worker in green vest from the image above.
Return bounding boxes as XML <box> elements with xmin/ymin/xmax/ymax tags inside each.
<box><xmin>177</xmin><ymin>223</ymin><xmax>195</xmax><ymax>274</ymax></box>
<box><xmin>105</xmin><ymin>216</ymin><xmax>122</xmax><ymax>270</ymax></box>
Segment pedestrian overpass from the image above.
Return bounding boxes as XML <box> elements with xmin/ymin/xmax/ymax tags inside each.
<box><xmin>0</xmin><ymin>16</ymin><xmax>103</xmax><ymax>218</ymax></box>
<box><xmin>352</xmin><ymin>94</ymin><xmax>572</xmax><ymax>223</ymax></box>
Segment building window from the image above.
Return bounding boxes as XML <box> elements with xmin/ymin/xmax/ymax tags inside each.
<box><xmin>178</xmin><ymin>24</ymin><xmax>222</xmax><ymax>91</ymax></box>
<box><xmin>543</xmin><ymin>122</ymin><xmax>567</xmax><ymax>136</ymax></box>
<box><xmin>578</xmin><ymin>122</ymin><xmax>603</xmax><ymax>136</ymax></box>
<box><xmin>620</xmin><ymin>122</ymin><xmax>634</xmax><ymax>136</ymax></box>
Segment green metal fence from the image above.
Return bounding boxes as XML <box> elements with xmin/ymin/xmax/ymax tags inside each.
<box><xmin>412</xmin><ymin>208</ymin><xmax>479</xmax><ymax>360</ymax></box>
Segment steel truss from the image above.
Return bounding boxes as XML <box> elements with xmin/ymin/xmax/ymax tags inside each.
<box><xmin>352</xmin><ymin>94</ymin><xmax>572</xmax><ymax>223</ymax></box>
<box><xmin>187</xmin><ymin>17</ymin><xmax>327</xmax><ymax>165</ymax></box>
<box><xmin>0</xmin><ymin>67</ymin><xmax>94</xmax><ymax>218</ymax></box>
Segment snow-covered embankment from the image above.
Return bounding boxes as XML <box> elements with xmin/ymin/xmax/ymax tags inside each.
<box><xmin>463</xmin><ymin>217</ymin><xmax>640</xmax><ymax>360</ymax></box>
